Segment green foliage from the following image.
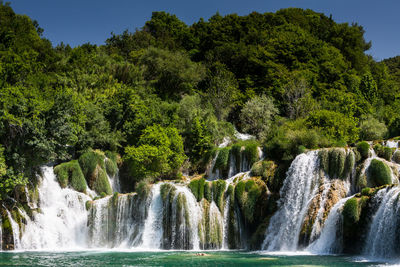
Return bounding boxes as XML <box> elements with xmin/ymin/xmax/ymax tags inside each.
<box><xmin>240</xmin><ymin>95</ymin><xmax>278</xmax><ymax>140</ymax></box>
<box><xmin>93</xmin><ymin>166</ymin><xmax>112</xmax><ymax>195</ymax></box>
<box><xmin>368</xmin><ymin>159</ymin><xmax>392</xmax><ymax>187</ymax></box>
<box><xmin>211</xmin><ymin>180</ymin><xmax>226</xmax><ymax>212</ymax></box>
<box><xmin>306</xmin><ymin>110</ymin><xmax>359</xmax><ymax>143</ymax></box>
<box><xmin>124</xmin><ymin>125</ymin><xmax>185</xmax><ymax>185</ymax></box>
<box><xmin>54</xmin><ymin>160</ymin><xmax>87</xmax><ymax>193</ymax></box>
<box><xmin>357</xmin><ymin>141</ymin><xmax>370</xmax><ymax>160</ymax></box>
<box><xmin>359</xmin><ymin>115</ymin><xmax>388</xmax><ymax>140</ymax></box>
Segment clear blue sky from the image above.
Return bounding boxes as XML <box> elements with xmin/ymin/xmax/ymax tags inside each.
<box><xmin>7</xmin><ymin>0</ymin><xmax>400</xmax><ymax>60</ymax></box>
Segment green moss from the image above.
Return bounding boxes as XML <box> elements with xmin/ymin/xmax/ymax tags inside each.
<box><xmin>136</xmin><ymin>181</ymin><xmax>151</xmax><ymax>200</ymax></box>
<box><xmin>297</xmin><ymin>145</ymin><xmax>306</xmax><ymax>154</ymax></box>
<box><xmin>234</xmin><ymin>178</ymin><xmax>265</xmax><ymax>224</ymax></box>
<box><xmin>92</xmin><ymin>166</ymin><xmax>112</xmax><ymax>195</ymax></box>
<box><xmin>54</xmin><ymin>160</ymin><xmax>87</xmax><ymax>193</ymax></box>
<box><xmin>383</xmin><ymin>147</ymin><xmax>393</xmax><ymax>161</ymax></box>
<box><xmin>105</xmin><ymin>158</ymin><xmax>118</xmax><ymax>177</ymax></box>
<box><xmin>244</xmin><ymin>143</ymin><xmax>259</xmax><ymax>168</ymax></box>
<box><xmin>160</xmin><ymin>183</ymin><xmax>175</xmax><ymax>202</ymax></box>
<box><xmin>212</xmin><ymin>180</ymin><xmax>226</xmax><ymax>212</ymax></box>
<box><xmin>344</xmin><ymin>150</ymin><xmax>355</xmax><ymax>178</ymax></box>
<box><xmin>319</xmin><ymin>149</ymin><xmax>329</xmax><ymax>174</ymax></box>
<box><xmin>368</xmin><ymin>159</ymin><xmax>392</xmax><ymax>186</ymax></box>
<box><xmin>213</xmin><ymin>147</ymin><xmax>230</xmax><ymax>177</ymax></box>
<box><xmin>343</xmin><ymin>198</ymin><xmax>360</xmax><ymax>224</ymax></box>
<box><xmin>85</xmin><ymin>200</ymin><xmax>93</xmax><ymax>211</ymax></box>
<box><xmin>188</xmin><ymin>177</ymin><xmax>205</xmax><ymax>201</ymax></box>
<box><xmin>328</xmin><ymin>149</ymin><xmax>346</xmax><ymax>179</ymax></box>
<box><xmin>361</xmin><ymin>187</ymin><xmax>372</xmax><ymax>196</ymax></box>
<box><xmin>230</xmin><ymin>144</ymin><xmax>242</xmax><ymax>172</ymax></box>
<box><xmin>250</xmin><ymin>160</ymin><xmax>277</xmax><ymax>182</ymax></box>
<box><xmin>204</xmin><ymin>182</ymin><xmax>212</xmax><ymax>203</ymax></box>
<box><xmin>78</xmin><ymin>149</ymin><xmax>105</xmax><ymax>179</ymax></box>
<box><xmin>357</xmin><ymin>141</ymin><xmax>370</xmax><ymax>160</ymax></box>
<box><xmin>393</xmin><ymin>151</ymin><xmax>400</xmax><ymax>164</ymax></box>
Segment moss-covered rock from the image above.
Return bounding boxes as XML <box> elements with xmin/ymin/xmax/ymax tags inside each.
<box><xmin>244</xmin><ymin>143</ymin><xmax>259</xmax><ymax>168</ymax></box>
<box><xmin>343</xmin><ymin>150</ymin><xmax>355</xmax><ymax>178</ymax></box>
<box><xmin>188</xmin><ymin>177</ymin><xmax>205</xmax><ymax>201</ymax></box>
<box><xmin>357</xmin><ymin>141</ymin><xmax>370</xmax><ymax>160</ymax></box>
<box><xmin>343</xmin><ymin>197</ymin><xmax>360</xmax><ymax>225</ymax></box>
<box><xmin>393</xmin><ymin>150</ymin><xmax>400</xmax><ymax>164</ymax></box>
<box><xmin>235</xmin><ymin>178</ymin><xmax>267</xmax><ymax>225</ymax></box>
<box><xmin>250</xmin><ymin>160</ymin><xmax>277</xmax><ymax>183</ymax></box>
<box><xmin>319</xmin><ymin>149</ymin><xmax>330</xmax><ymax>174</ymax></box>
<box><xmin>78</xmin><ymin>150</ymin><xmax>112</xmax><ymax>195</ymax></box>
<box><xmin>368</xmin><ymin>159</ymin><xmax>392</xmax><ymax>187</ymax></box>
<box><xmin>212</xmin><ymin>180</ymin><xmax>226</xmax><ymax>212</ymax></box>
<box><xmin>105</xmin><ymin>158</ymin><xmax>118</xmax><ymax>177</ymax></box>
<box><xmin>136</xmin><ymin>181</ymin><xmax>151</xmax><ymax>200</ymax></box>
<box><xmin>329</xmin><ymin>149</ymin><xmax>346</xmax><ymax>179</ymax></box>
<box><xmin>212</xmin><ymin>147</ymin><xmax>230</xmax><ymax>178</ymax></box>
<box><xmin>54</xmin><ymin>160</ymin><xmax>87</xmax><ymax>193</ymax></box>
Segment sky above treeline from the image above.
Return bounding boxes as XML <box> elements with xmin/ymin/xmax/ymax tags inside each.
<box><xmin>8</xmin><ymin>0</ymin><xmax>399</xmax><ymax>60</ymax></box>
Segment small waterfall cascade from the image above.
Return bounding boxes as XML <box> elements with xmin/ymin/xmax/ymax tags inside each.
<box><xmin>141</xmin><ymin>183</ymin><xmax>164</xmax><ymax>249</ymax></box>
<box><xmin>308</xmin><ymin>196</ymin><xmax>353</xmax><ymax>254</ymax></box>
<box><xmin>363</xmin><ymin>187</ymin><xmax>400</xmax><ymax>259</ymax></box>
<box><xmin>262</xmin><ymin>151</ymin><xmax>321</xmax><ymax>251</ymax></box>
<box><xmin>262</xmin><ymin>149</ymin><xmax>352</xmax><ymax>251</ymax></box>
<box><xmin>20</xmin><ymin>166</ymin><xmax>91</xmax><ymax>250</ymax></box>
<box><xmin>6</xmin><ymin>210</ymin><xmax>21</xmax><ymax>250</ymax></box>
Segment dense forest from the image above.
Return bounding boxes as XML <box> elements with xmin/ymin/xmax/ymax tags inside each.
<box><xmin>1</xmin><ymin>2</ymin><xmax>400</xmax><ymax>201</ymax></box>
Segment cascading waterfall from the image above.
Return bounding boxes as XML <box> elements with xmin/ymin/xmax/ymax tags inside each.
<box><xmin>308</xmin><ymin>196</ymin><xmax>353</xmax><ymax>254</ymax></box>
<box><xmin>141</xmin><ymin>183</ymin><xmax>164</xmax><ymax>249</ymax></box>
<box><xmin>20</xmin><ymin>166</ymin><xmax>91</xmax><ymax>250</ymax></box>
<box><xmin>6</xmin><ymin>210</ymin><xmax>21</xmax><ymax>250</ymax></box>
<box><xmin>262</xmin><ymin>151</ymin><xmax>321</xmax><ymax>251</ymax></box>
<box><xmin>363</xmin><ymin>187</ymin><xmax>400</xmax><ymax>258</ymax></box>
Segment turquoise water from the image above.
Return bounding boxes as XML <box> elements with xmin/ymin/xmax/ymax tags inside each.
<box><xmin>0</xmin><ymin>251</ymin><xmax>388</xmax><ymax>266</ymax></box>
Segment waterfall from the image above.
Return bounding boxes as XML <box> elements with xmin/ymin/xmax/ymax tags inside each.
<box><xmin>6</xmin><ymin>210</ymin><xmax>21</xmax><ymax>250</ymax></box>
<box><xmin>308</xmin><ymin>196</ymin><xmax>353</xmax><ymax>254</ymax></box>
<box><xmin>363</xmin><ymin>187</ymin><xmax>400</xmax><ymax>259</ymax></box>
<box><xmin>141</xmin><ymin>183</ymin><xmax>164</xmax><ymax>249</ymax></box>
<box><xmin>308</xmin><ymin>181</ymin><xmax>331</xmax><ymax>243</ymax></box>
<box><xmin>262</xmin><ymin>151</ymin><xmax>320</xmax><ymax>251</ymax></box>
<box><xmin>20</xmin><ymin>166</ymin><xmax>91</xmax><ymax>250</ymax></box>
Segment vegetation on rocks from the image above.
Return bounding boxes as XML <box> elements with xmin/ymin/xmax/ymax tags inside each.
<box><xmin>368</xmin><ymin>159</ymin><xmax>392</xmax><ymax>186</ymax></box>
<box><xmin>54</xmin><ymin>160</ymin><xmax>87</xmax><ymax>193</ymax></box>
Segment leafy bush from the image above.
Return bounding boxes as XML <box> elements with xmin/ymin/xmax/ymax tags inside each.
<box><xmin>250</xmin><ymin>160</ymin><xmax>277</xmax><ymax>182</ymax></box>
<box><xmin>105</xmin><ymin>158</ymin><xmax>118</xmax><ymax>177</ymax></box>
<box><xmin>361</xmin><ymin>187</ymin><xmax>372</xmax><ymax>196</ymax></box>
<box><xmin>368</xmin><ymin>159</ymin><xmax>392</xmax><ymax>186</ymax></box>
<box><xmin>359</xmin><ymin>115</ymin><xmax>388</xmax><ymax>141</ymax></box>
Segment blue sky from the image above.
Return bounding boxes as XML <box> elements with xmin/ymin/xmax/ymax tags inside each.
<box><xmin>8</xmin><ymin>0</ymin><xmax>400</xmax><ymax>60</ymax></box>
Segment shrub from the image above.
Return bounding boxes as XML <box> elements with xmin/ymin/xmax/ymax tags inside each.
<box><xmin>382</xmin><ymin>147</ymin><xmax>393</xmax><ymax>161</ymax></box>
<box><xmin>357</xmin><ymin>141</ymin><xmax>370</xmax><ymax>160</ymax></box>
<box><xmin>234</xmin><ymin>178</ymin><xmax>265</xmax><ymax>224</ymax></box>
<box><xmin>368</xmin><ymin>159</ymin><xmax>392</xmax><ymax>186</ymax></box>
<box><xmin>359</xmin><ymin>115</ymin><xmax>388</xmax><ymax>141</ymax></box>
